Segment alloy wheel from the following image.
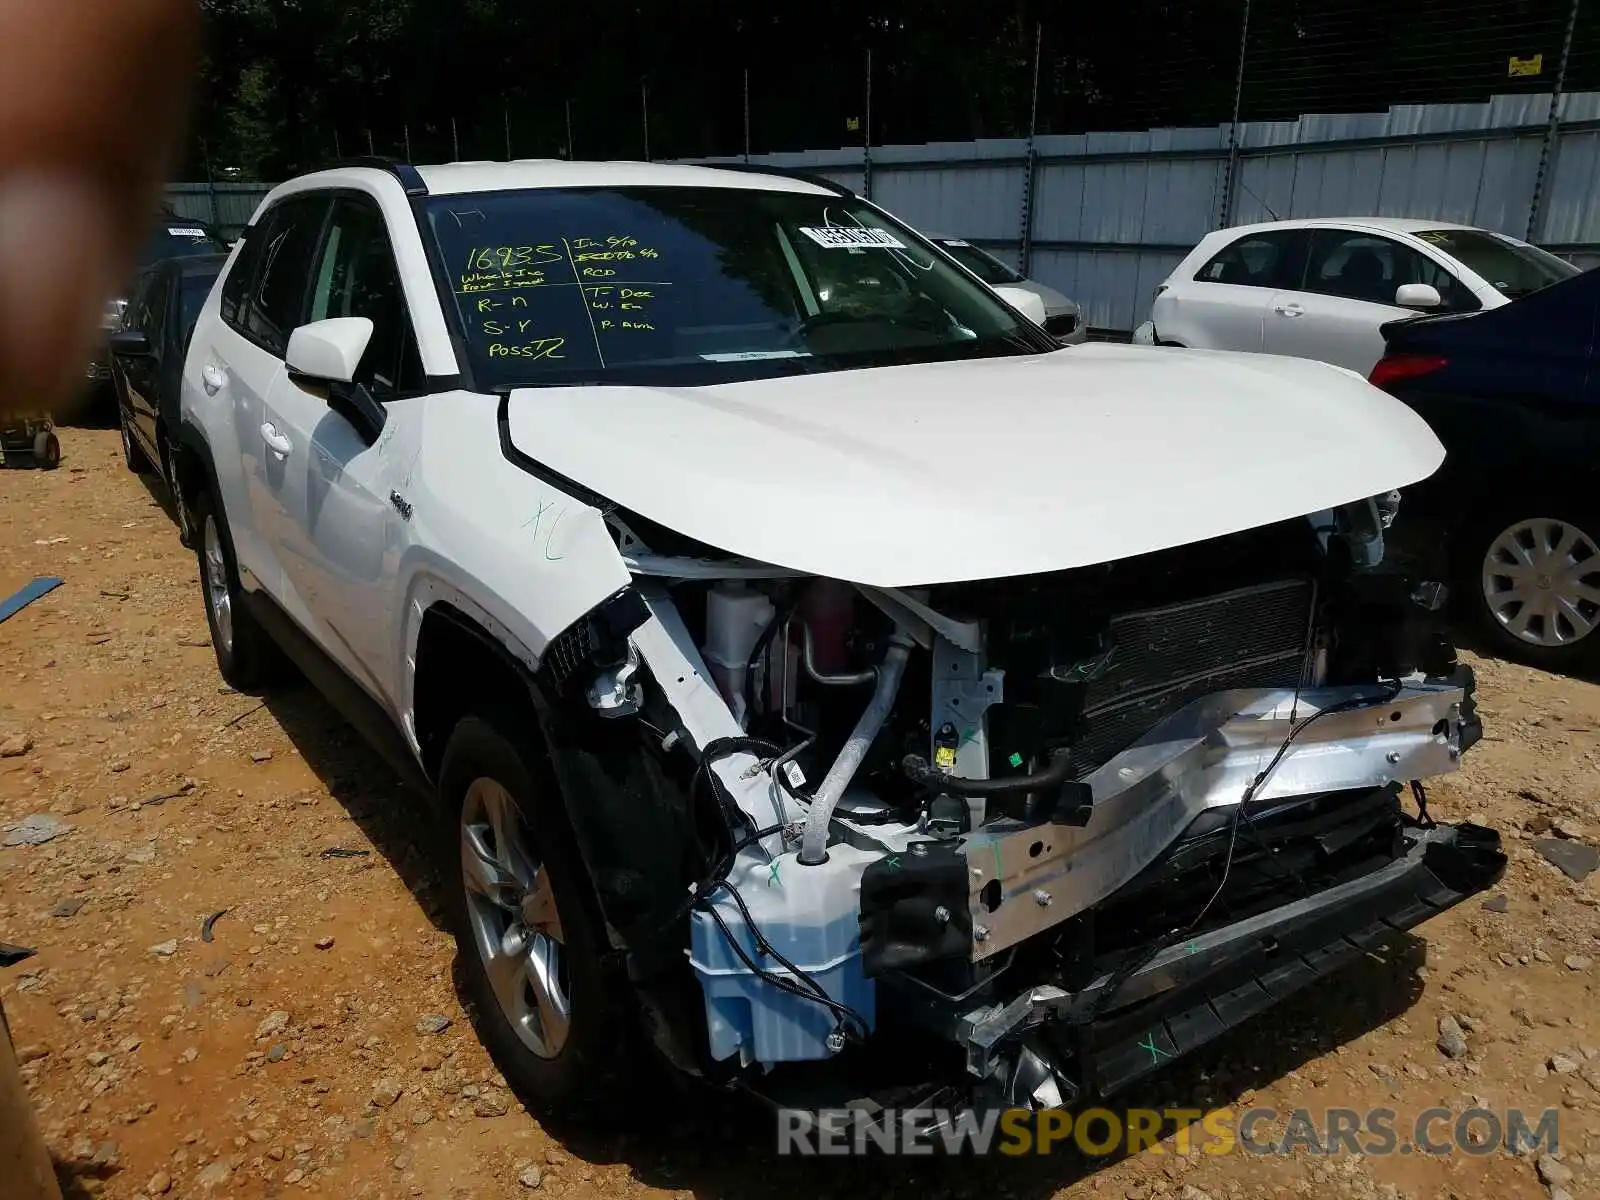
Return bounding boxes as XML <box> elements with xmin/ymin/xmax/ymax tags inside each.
<box><xmin>459</xmin><ymin>777</ymin><xmax>570</xmax><ymax>1059</ymax></box>
<box><xmin>202</xmin><ymin>515</ymin><xmax>234</xmax><ymax>655</ymax></box>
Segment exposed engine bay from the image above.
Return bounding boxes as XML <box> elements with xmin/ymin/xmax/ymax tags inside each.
<box><xmin>537</xmin><ymin>493</ymin><xmax>1506</xmax><ymax>1110</ymax></box>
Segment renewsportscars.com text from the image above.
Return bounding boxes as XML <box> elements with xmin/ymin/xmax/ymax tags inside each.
<box><xmin>776</xmin><ymin>1106</ymin><xmax>1560</xmax><ymax>1157</ymax></box>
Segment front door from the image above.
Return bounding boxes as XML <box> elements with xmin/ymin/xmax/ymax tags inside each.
<box><xmin>267</xmin><ymin>193</ymin><xmax>427</xmax><ymax>708</ymax></box>
<box><xmin>1264</xmin><ymin>229</ymin><xmax>1466</xmax><ymax>375</ymax></box>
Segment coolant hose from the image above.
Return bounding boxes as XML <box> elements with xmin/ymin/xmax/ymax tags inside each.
<box><xmin>797</xmin><ymin>633</ymin><xmax>915</xmax><ymax>865</ymax></box>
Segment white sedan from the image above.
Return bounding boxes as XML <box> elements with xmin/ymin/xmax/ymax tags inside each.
<box><xmin>927</xmin><ymin>235</ymin><xmax>1087</xmax><ymax>343</ymax></box>
<box><xmin>1133</xmin><ymin>217</ymin><xmax>1580</xmax><ymax>375</ymax></box>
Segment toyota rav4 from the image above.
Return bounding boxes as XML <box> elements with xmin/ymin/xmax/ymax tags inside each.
<box><xmin>173</xmin><ymin>157</ymin><xmax>1504</xmax><ymax>1118</ymax></box>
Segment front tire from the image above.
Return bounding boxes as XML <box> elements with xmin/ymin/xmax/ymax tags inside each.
<box><xmin>1460</xmin><ymin>506</ymin><xmax>1600</xmax><ymax>672</ymax></box>
<box><xmin>191</xmin><ymin>489</ymin><xmax>284</xmax><ymax>690</ymax></box>
<box><xmin>119</xmin><ymin>408</ymin><xmax>150</xmax><ymax>474</ymax></box>
<box><xmin>439</xmin><ymin>710</ymin><xmax>632</xmax><ymax>1119</ymax></box>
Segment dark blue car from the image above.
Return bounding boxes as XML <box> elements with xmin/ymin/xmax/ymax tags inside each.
<box><xmin>1370</xmin><ymin>265</ymin><xmax>1599</xmax><ymax>671</ymax></box>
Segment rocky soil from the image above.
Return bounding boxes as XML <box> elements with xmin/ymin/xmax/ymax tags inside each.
<box><xmin>1</xmin><ymin>428</ymin><xmax>1598</xmax><ymax>1200</ymax></box>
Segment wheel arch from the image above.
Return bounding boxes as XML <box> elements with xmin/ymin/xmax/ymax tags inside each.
<box><xmin>171</xmin><ymin>420</ymin><xmax>222</xmax><ymax>525</ymax></box>
<box><xmin>410</xmin><ymin>599</ymin><xmax>546</xmax><ymax>785</ymax></box>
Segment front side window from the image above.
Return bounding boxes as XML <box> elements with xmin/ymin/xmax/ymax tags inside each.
<box><xmin>1194</xmin><ymin>230</ymin><xmax>1305</xmax><ymax>288</ymax></box>
<box><xmin>1303</xmin><ymin>230</ymin><xmax>1476</xmax><ymax>310</ymax></box>
<box><xmin>125</xmin><ymin>270</ymin><xmax>160</xmax><ymax>333</ymax></box>
<box><xmin>308</xmin><ymin>197</ymin><xmax>423</xmax><ymax>394</ymax></box>
<box><xmin>934</xmin><ymin>239</ymin><xmax>1024</xmax><ymax>285</ymax></box>
<box><xmin>1413</xmin><ymin>228</ymin><xmax>1580</xmax><ymax>300</ymax></box>
<box><xmin>242</xmin><ymin>195</ymin><xmax>329</xmax><ymax>356</ymax></box>
<box><xmin>180</xmin><ymin>273</ymin><xmax>221</xmax><ymax>341</ymax></box>
<box><xmin>140</xmin><ymin>271</ymin><xmax>172</xmax><ymax>342</ymax></box>
<box><xmin>422</xmin><ymin>186</ymin><xmax>1055</xmax><ymax>389</ymax></box>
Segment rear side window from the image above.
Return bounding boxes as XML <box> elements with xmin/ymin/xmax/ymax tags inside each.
<box><xmin>1194</xmin><ymin>230</ymin><xmax>1306</xmax><ymax>288</ymax></box>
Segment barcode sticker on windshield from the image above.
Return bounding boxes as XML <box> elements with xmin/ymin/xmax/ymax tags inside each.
<box><xmin>168</xmin><ymin>227</ymin><xmax>208</xmax><ymax>238</ymax></box>
<box><xmin>799</xmin><ymin>226</ymin><xmax>906</xmax><ymax>250</ymax></box>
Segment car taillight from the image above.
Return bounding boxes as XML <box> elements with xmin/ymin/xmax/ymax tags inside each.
<box><xmin>1369</xmin><ymin>353</ymin><xmax>1448</xmax><ymax>390</ymax></box>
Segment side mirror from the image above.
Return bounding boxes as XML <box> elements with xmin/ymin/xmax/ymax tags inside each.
<box><xmin>286</xmin><ymin>317</ymin><xmax>374</xmax><ymax>385</ymax></box>
<box><xmin>1395</xmin><ymin>283</ymin><xmax>1442</xmax><ymax>310</ymax></box>
<box><xmin>992</xmin><ymin>284</ymin><xmax>1049</xmax><ymax>327</ymax></box>
<box><xmin>109</xmin><ymin>329</ymin><xmax>152</xmax><ymax>357</ymax></box>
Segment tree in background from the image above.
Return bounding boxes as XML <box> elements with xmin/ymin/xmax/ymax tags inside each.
<box><xmin>179</xmin><ymin>0</ymin><xmax>1595</xmax><ymax>179</ymax></box>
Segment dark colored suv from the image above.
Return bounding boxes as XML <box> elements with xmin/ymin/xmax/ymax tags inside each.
<box><xmin>87</xmin><ymin>213</ymin><xmax>230</xmax><ymax>390</ymax></box>
<box><xmin>110</xmin><ymin>253</ymin><xmax>230</xmax><ymax>543</ymax></box>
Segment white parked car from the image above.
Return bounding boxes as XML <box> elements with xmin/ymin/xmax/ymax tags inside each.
<box><xmin>172</xmin><ymin>160</ymin><xmax>1500</xmax><ymax>1119</ymax></box>
<box><xmin>1134</xmin><ymin>218</ymin><xmax>1581</xmax><ymax>375</ymax></box>
<box><xmin>928</xmin><ymin>235</ymin><xmax>1087</xmax><ymax>343</ymax></box>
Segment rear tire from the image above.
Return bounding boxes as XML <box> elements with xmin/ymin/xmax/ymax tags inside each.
<box><xmin>1456</xmin><ymin>504</ymin><xmax>1600</xmax><ymax>673</ymax></box>
<box><xmin>439</xmin><ymin>710</ymin><xmax>634</xmax><ymax>1120</ymax></box>
<box><xmin>191</xmin><ymin>489</ymin><xmax>285</xmax><ymax>691</ymax></box>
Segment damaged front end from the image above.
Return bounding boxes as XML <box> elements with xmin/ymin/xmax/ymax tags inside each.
<box><xmin>539</xmin><ymin>495</ymin><xmax>1505</xmax><ymax>1111</ymax></box>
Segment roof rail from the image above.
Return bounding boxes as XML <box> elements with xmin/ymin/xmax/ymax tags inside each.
<box><xmin>696</xmin><ymin>162</ymin><xmax>855</xmax><ymax>197</ymax></box>
<box><xmin>326</xmin><ymin>156</ymin><xmax>429</xmax><ymax>197</ymax></box>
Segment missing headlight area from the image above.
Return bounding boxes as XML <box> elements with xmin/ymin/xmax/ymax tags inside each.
<box><xmin>570</xmin><ymin>498</ymin><xmax>1504</xmax><ymax>1112</ymax></box>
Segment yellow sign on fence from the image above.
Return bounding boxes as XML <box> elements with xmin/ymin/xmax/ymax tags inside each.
<box><xmin>1509</xmin><ymin>54</ymin><xmax>1544</xmax><ymax>77</ymax></box>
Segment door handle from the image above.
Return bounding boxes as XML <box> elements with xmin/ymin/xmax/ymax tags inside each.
<box><xmin>201</xmin><ymin>363</ymin><xmax>228</xmax><ymax>394</ymax></box>
<box><xmin>259</xmin><ymin>422</ymin><xmax>293</xmax><ymax>457</ymax></box>
<box><xmin>1273</xmin><ymin>303</ymin><xmax>1304</xmax><ymax>317</ymax></box>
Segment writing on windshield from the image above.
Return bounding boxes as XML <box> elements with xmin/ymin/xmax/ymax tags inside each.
<box><xmin>445</xmin><ymin>222</ymin><xmax>674</xmax><ymax>368</ymax></box>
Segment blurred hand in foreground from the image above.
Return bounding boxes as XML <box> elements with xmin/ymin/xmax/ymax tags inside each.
<box><xmin>0</xmin><ymin>0</ymin><xmax>199</xmax><ymax>408</ymax></box>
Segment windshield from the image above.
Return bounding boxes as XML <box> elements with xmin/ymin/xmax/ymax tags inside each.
<box><xmin>933</xmin><ymin>239</ymin><xmax>1024</xmax><ymax>285</ymax></box>
<box><xmin>139</xmin><ymin>222</ymin><xmax>228</xmax><ymax>266</ymax></box>
<box><xmin>1415</xmin><ymin>228</ymin><xmax>1580</xmax><ymax>299</ymax></box>
<box><xmin>423</xmin><ymin>187</ymin><xmax>1053</xmax><ymax>389</ymax></box>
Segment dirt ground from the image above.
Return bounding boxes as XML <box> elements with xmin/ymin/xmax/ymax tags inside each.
<box><xmin>2</xmin><ymin>426</ymin><xmax>1599</xmax><ymax>1200</ymax></box>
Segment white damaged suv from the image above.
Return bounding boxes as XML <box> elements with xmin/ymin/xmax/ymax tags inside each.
<box><xmin>174</xmin><ymin>158</ymin><xmax>1503</xmax><ymax>1118</ymax></box>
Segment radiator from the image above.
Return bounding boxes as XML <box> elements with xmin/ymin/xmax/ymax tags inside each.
<box><xmin>1069</xmin><ymin>578</ymin><xmax>1315</xmax><ymax>776</ymax></box>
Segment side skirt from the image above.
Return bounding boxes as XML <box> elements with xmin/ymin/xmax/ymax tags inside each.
<box><xmin>241</xmin><ymin>590</ymin><xmax>433</xmax><ymax>799</ymax></box>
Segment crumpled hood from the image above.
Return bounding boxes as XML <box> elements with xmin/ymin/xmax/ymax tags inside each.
<box><xmin>504</xmin><ymin>344</ymin><xmax>1444</xmax><ymax>587</ymax></box>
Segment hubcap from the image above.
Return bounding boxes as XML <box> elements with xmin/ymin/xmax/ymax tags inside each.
<box><xmin>202</xmin><ymin>516</ymin><xmax>233</xmax><ymax>654</ymax></box>
<box><xmin>459</xmin><ymin>778</ymin><xmax>570</xmax><ymax>1059</ymax></box>
<box><xmin>1481</xmin><ymin>516</ymin><xmax>1600</xmax><ymax>649</ymax></box>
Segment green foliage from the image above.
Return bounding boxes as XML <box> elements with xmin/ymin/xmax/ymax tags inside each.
<box><xmin>181</xmin><ymin>0</ymin><xmax>1589</xmax><ymax>179</ymax></box>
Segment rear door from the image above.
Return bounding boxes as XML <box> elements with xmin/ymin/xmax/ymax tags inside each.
<box><xmin>200</xmin><ymin>193</ymin><xmax>330</xmax><ymax>598</ymax></box>
<box><xmin>1159</xmin><ymin>229</ymin><xmax>1307</xmax><ymax>351</ymax></box>
<box><xmin>1266</xmin><ymin>229</ymin><xmax>1476</xmax><ymax>374</ymax></box>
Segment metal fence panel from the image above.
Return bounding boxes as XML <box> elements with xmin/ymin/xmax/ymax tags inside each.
<box><xmin>871</xmin><ymin>163</ymin><xmax>1023</xmax><ymax>240</ymax></box>
<box><xmin>163</xmin><ymin>182</ymin><xmax>273</xmax><ymax>238</ymax></box>
<box><xmin>1545</xmin><ymin>128</ymin><xmax>1600</xmax><ymax>244</ymax></box>
<box><xmin>188</xmin><ymin>87</ymin><xmax>1600</xmax><ymax>337</ymax></box>
<box><xmin>689</xmin><ymin>87</ymin><xmax>1600</xmax><ymax>333</ymax></box>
